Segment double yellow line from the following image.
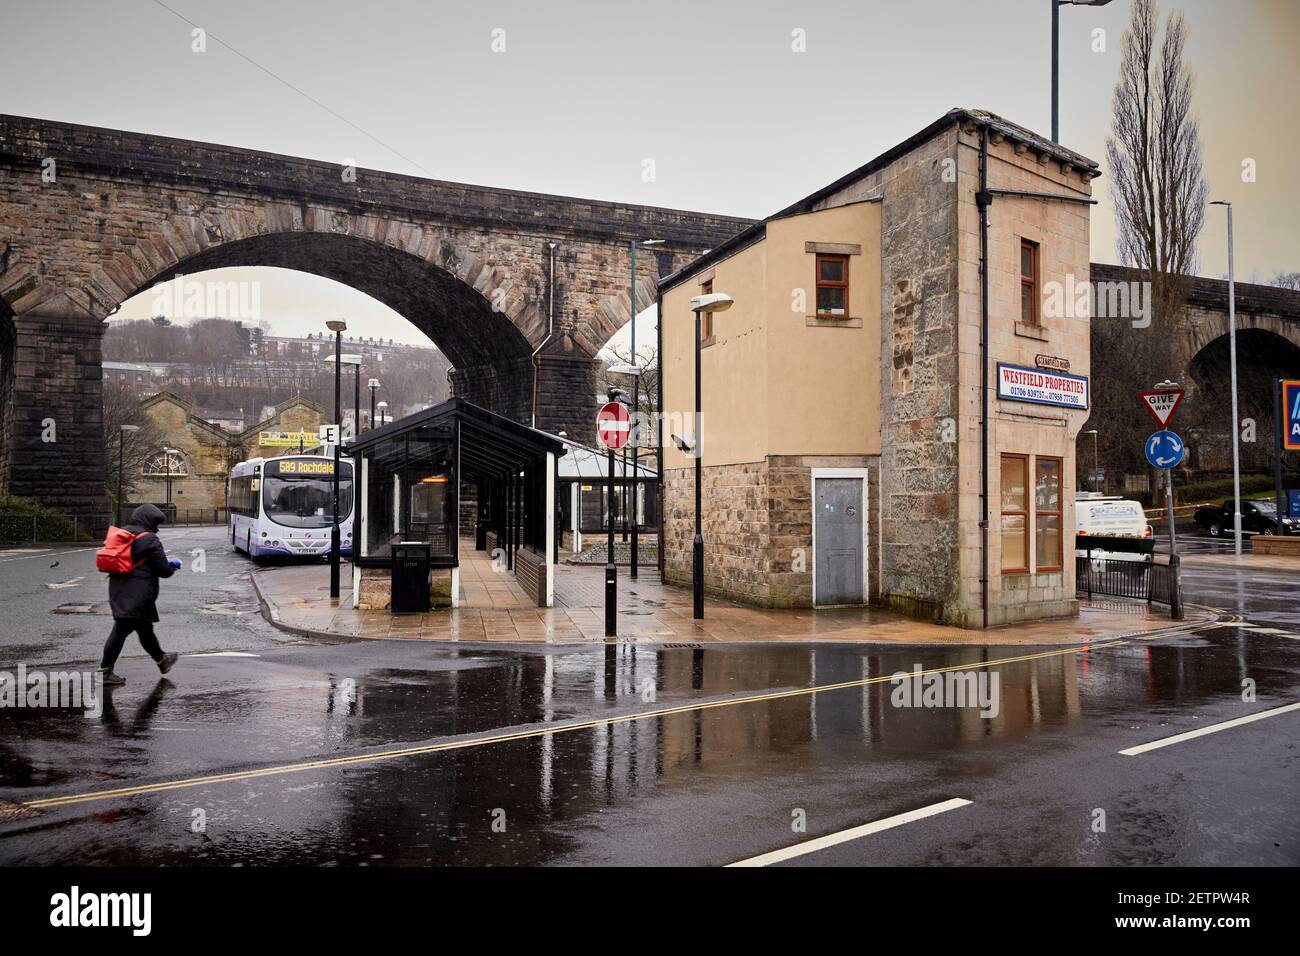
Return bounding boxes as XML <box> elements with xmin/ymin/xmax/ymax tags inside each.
<box><xmin>18</xmin><ymin>618</ymin><xmax>1222</xmax><ymax>812</ymax></box>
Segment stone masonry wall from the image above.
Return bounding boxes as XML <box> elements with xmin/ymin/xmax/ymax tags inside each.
<box><xmin>663</xmin><ymin>460</ymin><xmax>772</xmax><ymax>604</ymax></box>
<box><xmin>664</xmin><ymin>454</ymin><xmax>879</xmax><ymax>609</ymax></box>
<box><xmin>811</xmin><ymin>127</ymin><xmax>963</xmax><ymax>621</ymax></box>
<box><xmin>7</xmin><ymin>308</ymin><xmax>108</xmax><ymax>515</ymax></box>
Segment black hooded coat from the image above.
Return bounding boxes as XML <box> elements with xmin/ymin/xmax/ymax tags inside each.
<box><xmin>107</xmin><ymin>504</ymin><xmax>176</xmax><ymax>621</ymax></box>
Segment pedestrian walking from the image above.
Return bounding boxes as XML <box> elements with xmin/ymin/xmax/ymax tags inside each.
<box><xmin>95</xmin><ymin>504</ymin><xmax>182</xmax><ymax>686</ymax></box>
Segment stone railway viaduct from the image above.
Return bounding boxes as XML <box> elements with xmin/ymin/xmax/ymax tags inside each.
<box><xmin>3</xmin><ymin>116</ymin><xmax>1298</xmax><ymax>517</ymax></box>
<box><xmin>0</xmin><ymin>115</ymin><xmax>751</xmax><ymax>514</ymax></box>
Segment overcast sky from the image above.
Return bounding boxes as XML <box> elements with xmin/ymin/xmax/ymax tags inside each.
<box><xmin>6</xmin><ymin>0</ymin><xmax>1298</xmax><ymax>344</ymax></box>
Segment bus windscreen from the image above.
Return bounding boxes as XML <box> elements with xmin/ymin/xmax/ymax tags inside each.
<box><xmin>262</xmin><ymin>460</ymin><xmax>353</xmax><ymax>528</ymax></box>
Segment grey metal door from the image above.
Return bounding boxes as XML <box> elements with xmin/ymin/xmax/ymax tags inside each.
<box><xmin>815</xmin><ymin>478</ymin><xmax>864</xmax><ymax>606</ymax></box>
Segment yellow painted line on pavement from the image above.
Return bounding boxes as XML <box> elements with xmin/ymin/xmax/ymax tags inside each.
<box><xmin>23</xmin><ymin>640</ymin><xmax>1134</xmax><ymax>810</ymax></box>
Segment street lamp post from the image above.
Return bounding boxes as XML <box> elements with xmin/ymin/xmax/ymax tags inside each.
<box><xmin>1210</xmin><ymin>200</ymin><xmax>1243</xmax><ymax>555</ymax></box>
<box><xmin>327</xmin><ymin>353</ymin><xmax>363</xmax><ymax>438</ymax></box>
<box><xmin>627</xmin><ymin>238</ymin><xmax>663</xmax><ymax>578</ymax></box>
<box><xmin>163</xmin><ymin>447</ymin><xmax>180</xmax><ymax>515</ymax></box>
<box><xmin>1083</xmin><ymin>428</ymin><xmax>1099</xmax><ymax>491</ymax></box>
<box><xmin>368</xmin><ymin>378</ymin><xmax>381</xmax><ymax>431</ymax></box>
<box><xmin>1051</xmin><ymin>0</ymin><xmax>1114</xmax><ymax>142</ymax></box>
<box><xmin>326</xmin><ymin>320</ymin><xmax>347</xmax><ymax>599</ymax></box>
<box><xmin>605</xmin><ymin>385</ymin><xmax>629</xmax><ymax>639</ymax></box>
<box><xmin>1154</xmin><ymin>380</ymin><xmax>1182</xmax><ymax>557</ymax></box>
<box><xmin>688</xmin><ymin>292</ymin><xmax>734</xmax><ymax>620</ymax></box>
<box><xmin>377</xmin><ymin>400</ymin><xmax>388</xmax><ymax>428</ymax></box>
<box><xmin>353</xmin><ymin>362</ymin><xmax>361</xmax><ymax>439</ymax></box>
<box><xmin>116</xmin><ymin>424</ymin><xmax>139</xmax><ymax>525</ymax></box>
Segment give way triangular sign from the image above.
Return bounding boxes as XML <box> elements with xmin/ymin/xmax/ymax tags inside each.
<box><xmin>1138</xmin><ymin>389</ymin><xmax>1184</xmax><ymax>427</ymax></box>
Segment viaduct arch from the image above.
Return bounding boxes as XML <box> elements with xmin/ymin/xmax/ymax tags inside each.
<box><xmin>0</xmin><ymin>115</ymin><xmax>752</xmax><ymax>513</ymax></box>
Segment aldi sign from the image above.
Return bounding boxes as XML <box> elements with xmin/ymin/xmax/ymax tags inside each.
<box><xmin>1284</xmin><ymin>379</ymin><xmax>1300</xmax><ymax>451</ymax></box>
<box><xmin>996</xmin><ymin>363</ymin><xmax>1089</xmax><ymax>410</ymax></box>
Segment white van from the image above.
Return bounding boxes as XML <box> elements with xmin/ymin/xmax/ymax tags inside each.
<box><xmin>1075</xmin><ymin>494</ymin><xmax>1152</xmax><ymax>563</ymax></box>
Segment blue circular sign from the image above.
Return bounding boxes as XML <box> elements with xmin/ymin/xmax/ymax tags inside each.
<box><xmin>1144</xmin><ymin>430</ymin><xmax>1185</xmax><ymax>469</ymax></box>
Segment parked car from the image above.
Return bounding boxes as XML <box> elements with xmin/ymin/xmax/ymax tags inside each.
<box><xmin>1193</xmin><ymin>499</ymin><xmax>1294</xmax><ymax>537</ymax></box>
<box><xmin>1075</xmin><ymin>495</ymin><xmax>1153</xmax><ymax>564</ymax></box>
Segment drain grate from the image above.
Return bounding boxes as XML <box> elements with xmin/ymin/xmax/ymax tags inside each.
<box><xmin>660</xmin><ymin>642</ymin><xmax>703</xmax><ymax>649</ymax></box>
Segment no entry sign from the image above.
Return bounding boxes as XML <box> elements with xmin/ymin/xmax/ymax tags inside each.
<box><xmin>596</xmin><ymin>401</ymin><xmax>630</xmax><ymax>450</ymax></box>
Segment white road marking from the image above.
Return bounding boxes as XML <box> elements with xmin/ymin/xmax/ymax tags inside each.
<box><xmin>1199</xmin><ymin>621</ymin><xmax>1300</xmax><ymax>638</ymax></box>
<box><xmin>186</xmin><ymin>651</ymin><xmax>260</xmax><ymax>658</ymax></box>
<box><xmin>725</xmin><ymin>798</ymin><xmax>973</xmax><ymax>867</ymax></box>
<box><xmin>0</xmin><ymin>548</ymin><xmax>92</xmax><ymax>563</ymax></box>
<box><xmin>45</xmin><ymin>577</ymin><xmax>84</xmax><ymax>589</ymax></box>
<box><xmin>1119</xmin><ymin>701</ymin><xmax>1300</xmax><ymax>756</ymax></box>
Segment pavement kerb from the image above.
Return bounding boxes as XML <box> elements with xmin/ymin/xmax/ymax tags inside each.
<box><xmin>250</xmin><ymin>571</ymin><xmax>1229</xmax><ymax>649</ymax></box>
<box><xmin>250</xmin><ymin>571</ymin><xmax>357</xmax><ymax>645</ymax></box>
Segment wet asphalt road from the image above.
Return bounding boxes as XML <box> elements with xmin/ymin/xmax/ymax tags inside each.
<box><xmin>0</xmin><ymin>526</ymin><xmax>1296</xmax><ymax>866</ymax></box>
<box><xmin>0</xmin><ymin>526</ymin><xmax>293</xmax><ymax>667</ymax></box>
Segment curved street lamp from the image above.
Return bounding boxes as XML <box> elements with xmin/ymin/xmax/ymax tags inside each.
<box><xmin>688</xmin><ymin>292</ymin><xmax>733</xmax><ymax>619</ymax></box>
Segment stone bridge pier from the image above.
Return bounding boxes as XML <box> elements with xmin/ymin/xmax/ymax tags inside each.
<box><xmin>0</xmin><ymin>294</ymin><xmax>110</xmax><ymax>515</ymax></box>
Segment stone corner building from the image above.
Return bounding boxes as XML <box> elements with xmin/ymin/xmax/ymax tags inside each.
<box><xmin>660</xmin><ymin>109</ymin><xmax>1098</xmax><ymax>628</ymax></box>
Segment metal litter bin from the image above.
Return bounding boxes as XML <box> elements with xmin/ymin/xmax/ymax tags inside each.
<box><xmin>391</xmin><ymin>541</ymin><xmax>432</xmax><ymax>613</ymax></box>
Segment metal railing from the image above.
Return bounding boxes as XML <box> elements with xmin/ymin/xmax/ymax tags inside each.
<box><xmin>158</xmin><ymin>507</ymin><xmax>229</xmax><ymax>527</ymax></box>
<box><xmin>1076</xmin><ymin>550</ymin><xmax>1183</xmax><ymax>619</ymax></box>
<box><xmin>0</xmin><ymin>508</ymin><xmax>228</xmax><ymax>544</ymax></box>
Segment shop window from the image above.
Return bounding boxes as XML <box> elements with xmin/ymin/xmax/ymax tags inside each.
<box><xmin>815</xmin><ymin>254</ymin><xmax>849</xmax><ymax>317</ymax></box>
<box><xmin>1035</xmin><ymin>456</ymin><xmax>1063</xmax><ymax>571</ymax></box>
<box><xmin>1020</xmin><ymin>239</ymin><xmax>1039</xmax><ymax>326</ymax></box>
<box><xmin>1000</xmin><ymin>454</ymin><xmax>1028</xmax><ymax>573</ymax></box>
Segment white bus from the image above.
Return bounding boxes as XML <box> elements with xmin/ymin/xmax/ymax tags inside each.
<box><xmin>228</xmin><ymin>454</ymin><xmax>354</xmax><ymax>560</ymax></box>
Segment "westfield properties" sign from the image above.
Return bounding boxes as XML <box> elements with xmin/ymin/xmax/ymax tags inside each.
<box><xmin>996</xmin><ymin>363</ymin><xmax>1090</xmax><ymax>410</ymax></box>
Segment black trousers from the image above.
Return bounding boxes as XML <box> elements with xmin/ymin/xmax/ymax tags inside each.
<box><xmin>100</xmin><ymin>618</ymin><xmax>164</xmax><ymax>670</ymax></box>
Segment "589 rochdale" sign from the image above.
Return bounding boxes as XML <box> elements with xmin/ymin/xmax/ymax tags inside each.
<box><xmin>996</xmin><ymin>362</ymin><xmax>1090</xmax><ymax>410</ymax></box>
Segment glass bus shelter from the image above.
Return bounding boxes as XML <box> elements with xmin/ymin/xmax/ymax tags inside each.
<box><xmin>347</xmin><ymin>398</ymin><xmax>565</xmax><ymax>608</ymax></box>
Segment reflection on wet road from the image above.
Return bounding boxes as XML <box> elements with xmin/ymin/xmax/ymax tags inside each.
<box><xmin>2</xmin><ymin>566</ymin><xmax>1297</xmax><ymax>865</ymax></box>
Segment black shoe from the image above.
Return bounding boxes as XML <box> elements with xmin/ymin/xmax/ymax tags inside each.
<box><xmin>157</xmin><ymin>652</ymin><xmax>179</xmax><ymax>674</ymax></box>
<box><xmin>98</xmin><ymin>669</ymin><xmax>126</xmax><ymax>686</ymax></box>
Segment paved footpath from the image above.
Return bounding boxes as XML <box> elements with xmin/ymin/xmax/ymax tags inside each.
<box><xmin>253</xmin><ymin>543</ymin><xmax>1216</xmax><ymax>646</ymax></box>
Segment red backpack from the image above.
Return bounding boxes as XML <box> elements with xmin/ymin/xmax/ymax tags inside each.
<box><xmin>96</xmin><ymin>526</ymin><xmax>145</xmax><ymax>574</ymax></box>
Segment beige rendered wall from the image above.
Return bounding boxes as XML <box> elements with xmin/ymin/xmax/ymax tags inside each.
<box><xmin>661</xmin><ymin>238</ymin><xmax>768</xmax><ymax>470</ymax></box>
<box><xmin>661</xmin><ymin>203</ymin><xmax>881</xmax><ymax>471</ymax></box>
<box><xmin>763</xmin><ymin>203</ymin><xmax>881</xmax><ymax>456</ymax></box>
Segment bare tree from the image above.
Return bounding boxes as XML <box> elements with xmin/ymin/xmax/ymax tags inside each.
<box><xmin>1089</xmin><ymin>0</ymin><xmax>1207</xmax><ymax>480</ymax></box>
<box><xmin>1107</xmin><ymin>0</ymin><xmax>1207</xmax><ymax>289</ymax></box>
<box><xmin>1268</xmin><ymin>271</ymin><xmax>1300</xmax><ymax>291</ymax></box>
<box><xmin>101</xmin><ymin>382</ymin><xmax>165</xmax><ymax>507</ymax></box>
